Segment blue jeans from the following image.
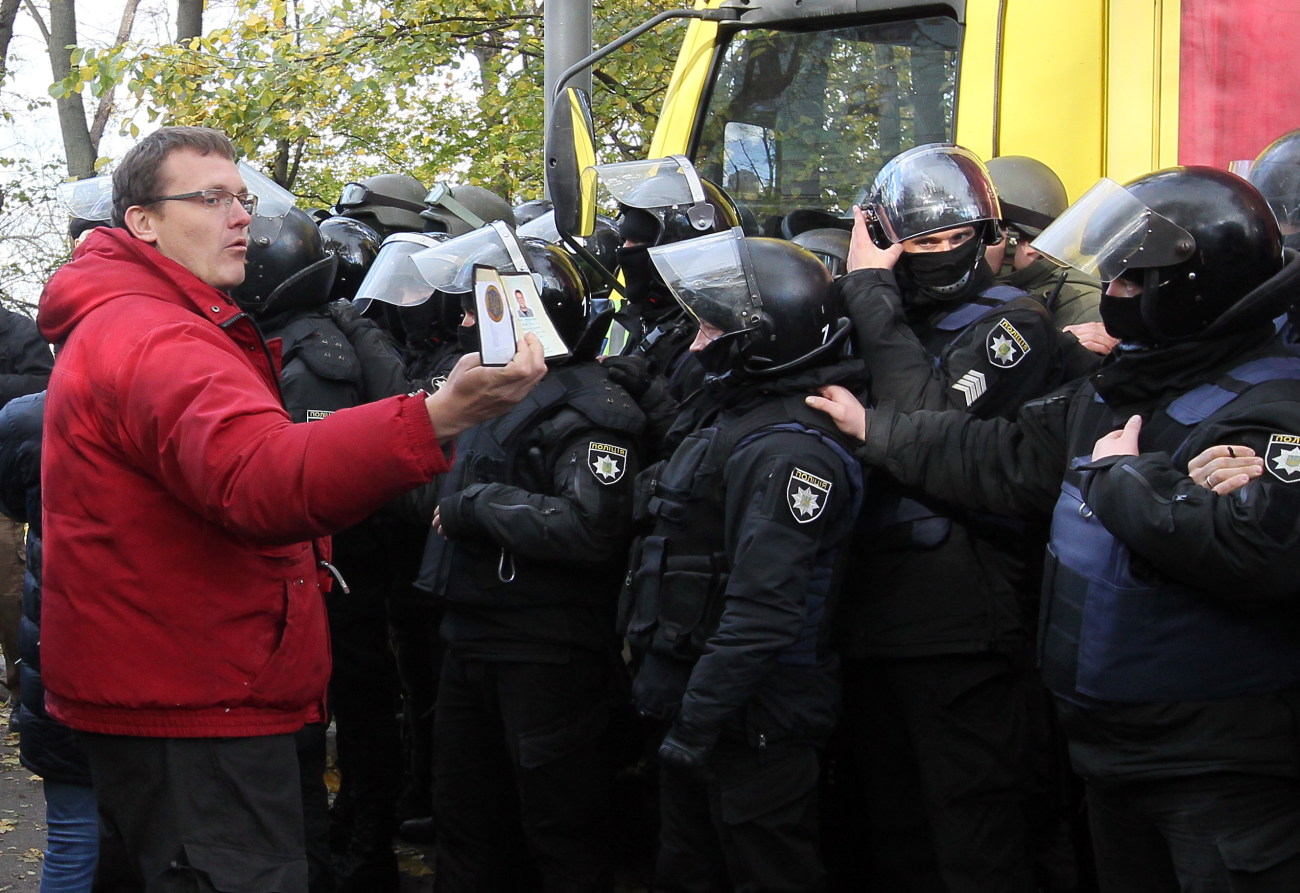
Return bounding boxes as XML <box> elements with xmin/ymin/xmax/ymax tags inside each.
<box><xmin>41</xmin><ymin>780</ymin><xmax>98</xmax><ymax>892</ymax></box>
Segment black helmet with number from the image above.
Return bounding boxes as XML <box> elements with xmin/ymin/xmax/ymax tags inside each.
<box><xmin>649</xmin><ymin>228</ymin><xmax>850</xmax><ymax>380</ymax></box>
<box><xmin>232</xmin><ymin>207</ymin><xmax>338</xmax><ymax>316</ymax></box>
<box><xmin>333</xmin><ymin>173</ymin><xmax>428</xmax><ymax>237</ymax></box>
<box><xmin>1249</xmin><ymin>129</ymin><xmax>1300</xmax><ymax>248</ymax></box>
<box><xmin>1033</xmin><ymin>166</ymin><xmax>1284</xmax><ymax>344</ymax></box>
<box><xmin>318</xmin><ymin>216</ymin><xmax>382</xmax><ymax>302</ymax></box>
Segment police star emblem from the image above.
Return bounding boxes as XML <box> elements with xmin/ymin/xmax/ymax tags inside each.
<box><xmin>1265</xmin><ymin>434</ymin><xmax>1300</xmax><ymax>483</ymax></box>
<box><xmin>986</xmin><ymin>318</ymin><xmax>1030</xmax><ymax>368</ymax></box>
<box><xmin>588</xmin><ymin>442</ymin><xmax>628</xmax><ymax>485</ymax></box>
<box><xmin>787</xmin><ymin>467</ymin><xmax>832</xmax><ymax>524</ymax></box>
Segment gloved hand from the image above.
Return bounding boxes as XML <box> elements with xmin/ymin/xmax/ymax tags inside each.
<box><xmin>326</xmin><ymin>298</ymin><xmax>370</xmax><ymax>338</ymax></box>
<box><xmin>600</xmin><ymin>354</ymin><xmax>653</xmax><ymax>400</ymax></box>
<box><xmin>658</xmin><ymin>722</ymin><xmax>715</xmax><ymax>782</ymax></box>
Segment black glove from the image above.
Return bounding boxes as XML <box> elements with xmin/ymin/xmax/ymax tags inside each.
<box><xmin>327</xmin><ymin>298</ymin><xmax>370</xmax><ymax>339</ymax></box>
<box><xmin>600</xmin><ymin>354</ymin><xmax>653</xmax><ymax>400</ymax></box>
<box><xmin>435</xmin><ymin>483</ymin><xmax>488</xmax><ymax>539</ymax></box>
<box><xmin>658</xmin><ymin>722</ymin><xmax>715</xmax><ymax>782</ymax></box>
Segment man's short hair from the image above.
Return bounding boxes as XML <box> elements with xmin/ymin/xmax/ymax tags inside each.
<box><xmin>111</xmin><ymin>126</ymin><xmax>236</xmax><ymax>228</ymax></box>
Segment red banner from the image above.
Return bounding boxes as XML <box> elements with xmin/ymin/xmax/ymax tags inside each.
<box><xmin>1179</xmin><ymin>0</ymin><xmax>1300</xmax><ymax>168</ymax></box>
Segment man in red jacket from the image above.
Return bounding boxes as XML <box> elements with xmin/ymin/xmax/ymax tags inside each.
<box><xmin>36</xmin><ymin>126</ymin><xmax>545</xmax><ymax>892</ymax></box>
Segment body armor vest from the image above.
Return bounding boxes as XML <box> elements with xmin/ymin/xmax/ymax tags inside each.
<box><xmin>622</xmin><ymin>395</ymin><xmax>862</xmax><ymax>686</ymax></box>
<box><xmin>868</xmin><ymin>284</ymin><xmax>1041</xmax><ymax>547</ymax></box>
<box><xmin>418</xmin><ymin>363</ymin><xmax>643</xmax><ymax>607</ymax></box>
<box><xmin>1043</xmin><ymin>353</ymin><xmax>1300</xmax><ymax>704</ymax></box>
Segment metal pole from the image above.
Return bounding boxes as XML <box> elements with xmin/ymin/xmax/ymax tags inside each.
<box><xmin>544</xmin><ymin>0</ymin><xmax>593</xmax><ymax>198</ymax></box>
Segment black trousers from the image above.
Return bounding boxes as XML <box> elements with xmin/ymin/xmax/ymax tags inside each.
<box><xmin>1087</xmin><ymin>773</ymin><xmax>1300</xmax><ymax>893</ymax></box>
<box><xmin>655</xmin><ymin>739</ymin><xmax>825</xmax><ymax>893</ymax></box>
<box><xmin>841</xmin><ymin>653</ymin><xmax>1036</xmax><ymax>893</ymax></box>
<box><xmin>432</xmin><ymin>649</ymin><xmax>619</xmax><ymax>893</ymax></box>
<box><xmin>80</xmin><ymin>732</ymin><xmax>308</xmax><ymax>893</ymax></box>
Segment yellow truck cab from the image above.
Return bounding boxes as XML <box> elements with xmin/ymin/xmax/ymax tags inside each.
<box><xmin>639</xmin><ymin>0</ymin><xmax>1298</xmax><ymax>223</ymax></box>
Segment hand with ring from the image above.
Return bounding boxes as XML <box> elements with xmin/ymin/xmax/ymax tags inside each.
<box><xmin>1186</xmin><ymin>444</ymin><xmax>1263</xmax><ymax>495</ymax></box>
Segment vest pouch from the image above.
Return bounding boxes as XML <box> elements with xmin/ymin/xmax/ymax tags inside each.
<box><xmin>621</xmin><ymin>535</ymin><xmax>665</xmax><ymax>641</ymax></box>
<box><xmin>632</xmin><ymin>461</ymin><xmax>667</xmax><ymax>525</ymax></box>
<box><xmin>655</xmin><ymin>551</ymin><xmax>729</xmax><ymax>660</ymax></box>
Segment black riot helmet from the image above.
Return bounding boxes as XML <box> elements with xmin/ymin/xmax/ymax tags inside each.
<box><xmin>512</xmin><ymin>198</ymin><xmax>554</xmax><ymax>227</ymax></box>
<box><xmin>649</xmin><ymin>228</ymin><xmax>850</xmax><ymax>380</ymax></box>
<box><xmin>421</xmin><ymin>183</ymin><xmax>517</xmax><ymax>237</ymax></box>
<box><xmin>519</xmin><ymin>209</ymin><xmax>621</xmax><ymax>298</ymax></box>
<box><xmin>1033</xmin><ymin>166</ymin><xmax>1284</xmax><ymax>344</ymax></box>
<box><xmin>334</xmin><ymin>173</ymin><xmax>428</xmax><ymax>237</ymax></box>
<box><xmin>231</xmin><ymin>207</ymin><xmax>338</xmax><ymax>316</ymax></box>
<box><xmin>318</xmin><ymin>216</ymin><xmax>382</xmax><ymax>302</ymax></box>
<box><xmin>865</xmin><ymin>143</ymin><xmax>1002</xmax><ymax>247</ymax></box>
<box><xmin>519</xmin><ymin>237</ymin><xmax>591</xmax><ymax>351</ymax></box>
<box><xmin>1249</xmin><ymin>129</ymin><xmax>1300</xmax><ymax>246</ymax></box>
<box><xmin>791</xmin><ymin>228</ymin><xmax>851</xmax><ymax>278</ymax></box>
<box><xmin>594</xmin><ymin>156</ymin><xmax>741</xmax><ymax>247</ymax></box>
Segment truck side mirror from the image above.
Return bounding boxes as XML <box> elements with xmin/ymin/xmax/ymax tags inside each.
<box><xmin>546</xmin><ymin>87</ymin><xmax>597</xmax><ymax>239</ymax></box>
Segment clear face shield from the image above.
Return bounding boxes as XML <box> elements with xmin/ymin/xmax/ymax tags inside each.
<box><xmin>648</xmin><ymin>227</ymin><xmax>761</xmax><ymax>334</ymax></box>
<box><xmin>237</xmin><ymin>162</ymin><xmax>297</xmax><ymax>247</ymax></box>
<box><xmin>58</xmin><ymin>175</ymin><xmax>115</xmax><ymax>223</ymax></box>
<box><xmin>1030</xmin><ymin>178</ymin><xmax>1196</xmax><ymax>282</ymax></box>
<box><xmin>351</xmin><ymin>233</ymin><xmax>449</xmax><ymax>312</ymax></box>
<box><xmin>408</xmin><ymin>220</ymin><xmax>532</xmax><ymax>298</ymax></box>
<box><xmin>866</xmin><ymin>144</ymin><xmax>1000</xmax><ymax>244</ymax></box>
<box><xmin>587</xmin><ymin>155</ymin><xmax>716</xmax><ymax>239</ymax></box>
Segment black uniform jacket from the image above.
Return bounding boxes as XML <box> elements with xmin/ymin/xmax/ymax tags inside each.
<box><xmin>857</xmin><ymin>313</ymin><xmax>1300</xmax><ymax>781</ymax></box>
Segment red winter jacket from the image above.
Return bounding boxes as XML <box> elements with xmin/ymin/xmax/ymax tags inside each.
<box><xmin>37</xmin><ymin>228</ymin><xmax>450</xmax><ymax>737</ymax></box>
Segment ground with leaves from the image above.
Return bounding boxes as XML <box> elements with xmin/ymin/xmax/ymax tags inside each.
<box><xmin>0</xmin><ymin>700</ymin><xmax>44</xmax><ymax>891</ymax></box>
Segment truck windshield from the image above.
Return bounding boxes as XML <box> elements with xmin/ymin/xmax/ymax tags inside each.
<box><xmin>693</xmin><ymin>16</ymin><xmax>960</xmax><ymax>229</ymax></box>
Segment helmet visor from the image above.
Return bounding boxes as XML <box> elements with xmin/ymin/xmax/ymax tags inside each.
<box><xmin>59</xmin><ymin>175</ymin><xmax>114</xmax><ymax>222</ymax></box>
<box><xmin>1030</xmin><ymin>178</ymin><xmax>1196</xmax><ymax>281</ymax></box>
<box><xmin>353</xmin><ymin>233</ymin><xmax>446</xmax><ymax>309</ymax></box>
<box><xmin>867</xmin><ymin>144</ymin><xmax>1000</xmax><ymax>243</ymax></box>
<box><xmin>409</xmin><ymin>220</ymin><xmax>530</xmax><ymax>295</ymax></box>
<box><xmin>648</xmin><ymin>228</ymin><xmax>761</xmax><ymax>334</ymax></box>
<box><xmin>587</xmin><ymin>156</ymin><xmax>716</xmax><ymax>232</ymax></box>
<box><xmin>238</xmin><ymin>162</ymin><xmax>297</xmax><ymax>245</ymax></box>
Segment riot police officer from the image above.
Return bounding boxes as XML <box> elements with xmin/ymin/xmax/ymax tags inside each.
<box><xmin>411</xmin><ymin>230</ymin><xmax>646</xmax><ymax>892</ymax></box>
<box><xmin>624</xmin><ymin>230</ymin><xmax>865</xmax><ymax>892</ymax></box>
<box><xmin>812</xmin><ymin>165</ymin><xmax>1300</xmax><ymax>893</ymax></box>
<box><xmin>832</xmin><ymin>143</ymin><xmax>1068</xmax><ymax>892</ymax></box>
<box><xmin>234</xmin><ymin>206</ymin><xmax>412</xmax><ymax>893</ymax></box>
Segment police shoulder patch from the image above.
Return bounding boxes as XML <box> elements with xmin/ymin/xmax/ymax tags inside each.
<box><xmin>986</xmin><ymin>317</ymin><xmax>1031</xmax><ymax>369</ymax></box>
<box><xmin>588</xmin><ymin>442</ymin><xmax>628</xmax><ymax>485</ymax></box>
<box><xmin>1265</xmin><ymin>434</ymin><xmax>1300</xmax><ymax>483</ymax></box>
<box><xmin>787</xmin><ymin>466</ymin><xmax>831</xmax><ymax>523</ymax></box>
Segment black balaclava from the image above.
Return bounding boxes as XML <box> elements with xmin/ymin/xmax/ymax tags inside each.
<box><xmin>901</xmin><ymin>233</ymin><xmax>985</xmax><ymax>296</ymax></box>
<box><xmin>1099</xmin><ymin>271</ymin><xmax>1156</xmax><ymax>346</ymax></box>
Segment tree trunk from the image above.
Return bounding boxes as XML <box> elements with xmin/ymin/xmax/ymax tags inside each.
<box><xmin>0</xmin><ymin>0</ymin><xmax>22</xmax><ymax>83</ymax></box>
<box><xmin>89</xmin><ymin>0</ymin><xmax>142</xmax><ymax>148</ymax></box>
<box><xmin>176</xmin><ymin>0</ymin><xmax>203</xmax><ymax>42</ymax></box>
<box><xmin>41</xmin><ymin>0</ymin><xmax>96</xmax><ymax>177</ymax></box>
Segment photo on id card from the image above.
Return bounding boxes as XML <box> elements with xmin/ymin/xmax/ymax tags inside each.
<box><xmin>473</xmin><ymin>265</ymin><xmax>518</xmax><ymax>366</ymax></box>
<box><xmin>500</xmin><ymin>272</ymin><xmax>571</xmax><ymax>361</ymax></box>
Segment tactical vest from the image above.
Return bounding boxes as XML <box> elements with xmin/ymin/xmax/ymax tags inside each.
<box><xmin>868</xmin><ymin>284</ymin><xmax>1040</xmax><ymax>547</ymax></box>
<box><xmin>263</xmin><ymin>312</ymin><xmax>364</xmax><ymax>423</ymax></box>
<box><xmin>1042</xmin><ymin>353</ymin><xmax>1300</xmax><ymax>704</ymax></box>
<box><xmin>417</xmin><ymin>363</ymin><xmax>644</xmax><ymax>608</ymax></box>
<box><xmin>621</xmin><ymin>394</ymin><xmax>863</xmax><ymax>688</ymax></box>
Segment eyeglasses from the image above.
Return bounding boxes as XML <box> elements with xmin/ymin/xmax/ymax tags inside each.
<box><xmin>149</xmin><ymin>189</ymin><xmax>259</xmax><ymax>215</ymax></box>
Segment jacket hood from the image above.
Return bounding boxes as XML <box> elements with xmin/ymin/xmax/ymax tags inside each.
<box><xmin>39</xmin><ymin>226</ymin><xmax>238</xmax><ymax>345</ymax></box>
